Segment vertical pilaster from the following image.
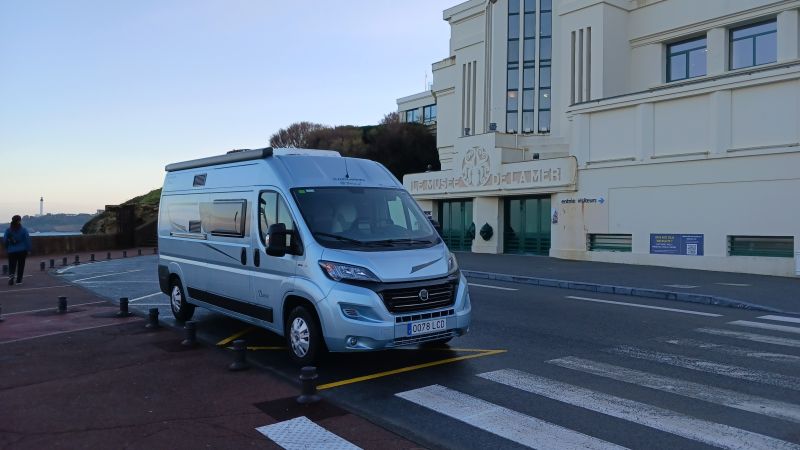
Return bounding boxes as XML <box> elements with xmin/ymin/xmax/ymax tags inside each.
<box><xmin>709</xmin><ymin>90</ymin><xmax>732</xmax><ymax>155</ymax></box>
<box><xmin>706</xmin><ymin>27</ymin><xmax>727</xmax><ymax>76</ymax></box>
<box><xmin>778</xmin><ymin>9</ymin><xmax>800</xmax><ymax>62</ymax></box>
<box><xmin>635</xmin><ymin>103</ymin><xmax>654</xmax><ymax>161</ymax></box>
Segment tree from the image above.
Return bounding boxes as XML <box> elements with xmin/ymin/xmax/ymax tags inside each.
<box><xmin>269</xmin><ymin>122</ymin><xmax>327</xmax><ymax>148</ymax></box>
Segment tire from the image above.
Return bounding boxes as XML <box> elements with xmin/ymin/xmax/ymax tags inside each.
<box><xmin>285</xmin><ymin>305</ymin><xmax>323</xmax><ymax>365</ymax></box>
<box><xmin>169</xmin><ymin>277</ymin><xmax>195</xmax><ymax>322</ymax></box>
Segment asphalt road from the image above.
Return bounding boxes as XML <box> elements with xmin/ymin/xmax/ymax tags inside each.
<box><xmin>57</xmin><ymin>256</ymin><xmax>800</xmax><ymax>450</ymax></box>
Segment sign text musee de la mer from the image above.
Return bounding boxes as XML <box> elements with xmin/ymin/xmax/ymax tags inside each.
<box><xmin>404</xmin><ymin>146</ymin><xmax>577</xmax><ymax>197</ymax></box>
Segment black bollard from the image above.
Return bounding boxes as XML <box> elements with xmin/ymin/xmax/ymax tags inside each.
<box><xmin>123</xmin><ymin>250</ymin><xmax>127</xmax><ymax>258</ymax></box>
<box><xmin>74</xmin><ymin>255</ymin><xmax>80</xmax><ymax>265</ymax></box>
<box><xmin>49</xmin><ymin>259</ymin><xmax>55</xmax><ymax>269</ymax></box>
<box><xmin>40</xmin><ymin>261</ymin><xmax>45</xmax><ymax>271</ymax></box>
<box><xmin>181</xmin><ymin>321</ymin><xmax>197</xmax><ymax>347</ymax></box>
<box><xmin>138</xmin><ymin>249</ymin><xmax>142</xmax><ymax>256</ymax></box>
<box><xmin>297</xmin><ymin>366</ymin><xmax>321</xmax><ymax>405</ymax></box>
<box><xmin>145</xmin><ymin>308</ymin><xmax>160</xmax><ymax>329</ymax></box>
<box><xmin>0</xmin><ymin>305</ymin><xmax>4</xmax><ymax>322</ymax></box>
<box><xmin>2</xmin><ymin>265</ymin><xmax>7</xmax><ymax>275</ymax></box>
<box><xmin>90</xmin><ymin>254</ymin><xmax>95</xmax><ymax>262</ymax></box>
<box><xmin>62</xmin><ymin>257</ymin><xmax>67</xmax><ymax>266</ymax></box>
<box><xmin>228</xmin><ymin>339</ymin><xmax>250</xmax><ymax>371</ymax></box>
<box><xmin>57</xmin><ymin>296</ymin><xmax>68</xmax><ymax>313</ymax></box>
<box><xmin>117</xmin><ymin>297</ymin><xmax>133</xmax><ymax>318</ymax></box>
<box><xmin>106</xmin><ymin>252</ymin><xmax>111</xmax><ymax>260</ymax></box>
<box><xmin>153</xmin><ymin>247</ymin><xmax>158</xmax><ymax>254</ymax></box>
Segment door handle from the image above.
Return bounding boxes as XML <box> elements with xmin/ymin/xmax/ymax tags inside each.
<box><xmin>253</xmin><ymin>249</ymin><xmax>261</xmax><ymax>267</ymax></box>
<box><xmin>240</xmin><ymin>247</ymin><xmax>247</xmax><ymax>266</ymax></box>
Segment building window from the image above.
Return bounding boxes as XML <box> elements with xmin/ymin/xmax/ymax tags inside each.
<box><xmin>507</xmin><ymin>0</ymin><xmax>552</xmax><ymax>134</ymax></box>
<box><xmin>730</xmin><ymin>20</ymin><xmax>777</xmax><ymax>70</ymax></box>
<box><xmin>423</xmin><ymin>104</ymin><xmax>437</xmax><ymax>124</ymax></box>
<box><xmin>728</xmin><ymin>235</ymin><xmax>793</xmax><ymax>257</ymax></box>
<box><xmin>405</xmin><ymin>109</ymin><xmax>419</xmax><ymax>123</ymax></box>
<box><xmin>587</xmin><ymin>234</ymin><xmax>632</xmax><ymax>252</ymax></box>
<box><xmin>667</xmin><ymin>36</ymin><xmax>707</xmax><ymax>82</ymax></box>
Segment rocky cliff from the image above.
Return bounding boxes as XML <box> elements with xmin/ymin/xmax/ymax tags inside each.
<box><xmin>81</xmin><ymin>188</ymin><xmax>161</xmax><ymax>234</ymax></box>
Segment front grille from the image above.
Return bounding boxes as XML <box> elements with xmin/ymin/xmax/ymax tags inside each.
<box><xmin>395</xmin><ymin>309</ymin><xmax>454</xmax><ymax>324</ymax></box>
<box><xmin>391</xmin><ymin>330</ymin><xmax>456</xmax><ymax>347</ymax></box>
<box><xmin>380</xmin><ymin>280</ymin><xmax>456</xmax><ymax>313</ymax></box>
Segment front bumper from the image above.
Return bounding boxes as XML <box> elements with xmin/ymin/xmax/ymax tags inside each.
<box><xmin>317</xmin><ymin>273</ymin><xmax>472</xmax><ymax>352</ymax></box>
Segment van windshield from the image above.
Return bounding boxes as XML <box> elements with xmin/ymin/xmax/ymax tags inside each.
<box><xmin>291</xmin><ymin>187</ymin><xmax>440</xmax><ymax>250</ymax></box>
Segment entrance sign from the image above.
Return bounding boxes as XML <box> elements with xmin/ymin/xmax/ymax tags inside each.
<box><xmin>405</xmin><ymin>147</ymin><xmax>577</xmax><ymax>196</ymax></box>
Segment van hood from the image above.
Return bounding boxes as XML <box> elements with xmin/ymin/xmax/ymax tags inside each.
<box><xmin>320</xmin><ymin>244</ymin><xmax>451</xmax><ymax>283</ymax></box>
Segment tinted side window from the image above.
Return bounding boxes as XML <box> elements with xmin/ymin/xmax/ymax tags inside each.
<box><xmin>206</xmin><ymin>200</ymin><xmax>247</xmax><ymax>237</ymax></box>
<box><xmin>259</xmin><ymin>191</ymin><xmax>295</xmax><ymax>246</ymax></box>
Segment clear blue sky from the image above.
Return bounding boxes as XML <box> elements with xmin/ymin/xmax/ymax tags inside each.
<box><xmin>0</xmin><ymin>0</ymin><xmax>452</xmax><ymax>220</ymax></box>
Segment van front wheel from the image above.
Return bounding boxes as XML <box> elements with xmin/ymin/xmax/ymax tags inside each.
<box><xmin>286</xmin><ymin>306</ymin><xmax>322</xmax><ymax>365</ymax></box>
<box><xmin>169</xmin><ymin>278</ymin><xmax>195</xmax><ymax>322</ymax></box>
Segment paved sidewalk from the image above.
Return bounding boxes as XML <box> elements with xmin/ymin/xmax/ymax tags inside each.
<box><xmin>0</xmin><ymin>265</ymin><xmax>420</xmax><ymax>450</ymax></box>
<box><xmin>456</xmin><ymin>252</ymin><xmax>800</xmax><ymax>315</ymax></box>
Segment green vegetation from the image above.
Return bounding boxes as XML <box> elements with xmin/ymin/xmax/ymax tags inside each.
<box><xmin>81</xmin><ymin>188</ymin><xmax>161</xmax><ymax>234</ymax></box>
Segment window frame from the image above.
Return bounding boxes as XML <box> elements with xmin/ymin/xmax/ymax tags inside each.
<box><xmin>666</xmin><ymin>35</ymin><xmax>707</xmax><ymax>83</ymax></box>
<box><xmin>422</xmin><ymin>104</ymin><xmax>437</xmax><ymax>125</ymax></box>
<box><xmin>258</xmin><ymin>190</ymin><xmax>300</xmax><ymax>252</ymax></box>
<box><xmin>207</xmin><ymin>199</ymin><xmax>247</xmax><ymax>238</ymax></box>
<box><xmin>729</xmin><ymin>19</ymin><xmax>777</xmax><ymax>70</ymax></box>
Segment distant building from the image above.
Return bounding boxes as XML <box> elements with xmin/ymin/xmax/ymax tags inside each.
<box><xmin>398</xmin><ymin>0</ymin><xmax>800</xmax><ymax>276</ymax></box>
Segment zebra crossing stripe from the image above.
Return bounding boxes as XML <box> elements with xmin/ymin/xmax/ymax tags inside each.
<box><xmin>729</xmin><ymin>320</ymin><xmax>800</xmax><ymax>335</ymax></box>
<box><xmin>479</xmin><ymin>369</ymin><xmax>800</xmax><ymax>450</ymax></box>
<box><xmin>548</xmin><ymin>356</ymin><xmax>800</xmax><ymax>424</ymax></box>
<box><xmin>606</xmin><ymin>345</ymin><xmax>800</xmax><ymax>391</ymax></box>
<box><xmin>657</xmin><ymin>337</ymin><xmax>800</xmax><ymax>365</ymax></box>
<box><xmin>256</xmin><ymin>416</ymin><xmax>362</xmax><ymax>450</ymax></box>
<box><xmin>758</xmin><ymin>315</ymin><xmax>800</xmax><ymax>325</ymax></box>
<box><xmin>695</xmin><ymin>327</ymin><xmax>800</xmax><ymax>348</ymax></box>
<box><xmin>396</xmin><ymin>384</ymin><xmax>627</xmax><ymax>450</ymax></box>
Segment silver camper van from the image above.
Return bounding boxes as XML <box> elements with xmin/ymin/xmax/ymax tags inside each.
<box><xmin>157</xmin><ymin>148</ymin><xmax>471</xmax><ymax>364</ymax></box>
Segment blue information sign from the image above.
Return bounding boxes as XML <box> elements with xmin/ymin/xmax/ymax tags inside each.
<box><xmin>650</xmin><ymin>234</ymin><xmax>704</xmax><ymax>256</ymax></box>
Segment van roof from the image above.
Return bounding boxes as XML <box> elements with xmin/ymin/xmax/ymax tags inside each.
<box><xmin>164</xmin><ymin>147</ymin><xmax>340</xmax><ymax>172</ymax></box>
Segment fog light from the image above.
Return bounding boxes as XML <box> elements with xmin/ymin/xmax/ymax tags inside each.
<box><xmin>342</xmin><ymin>307</ymin><xmax>359</xmax><ymax>318</ymax></box>
<box><xmin>347</xmin><ymin>336</ymin><xmax>358</xmax><ymax>347</ymax></box>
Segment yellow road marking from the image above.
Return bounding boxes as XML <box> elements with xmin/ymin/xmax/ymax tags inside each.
<box><xmin>247</xmin><ymin>346</ymin><xmax>287</xmax><ymax>351</ymax></box>
<box><xmin>216</xmin><ymin>327</ymin><xmax>255</xmax><ymax>346</ymax></box>
<box><xmin>317</xmin><ymin>349</ymin><xmax>507</xmax><ymax>390</ymax></box>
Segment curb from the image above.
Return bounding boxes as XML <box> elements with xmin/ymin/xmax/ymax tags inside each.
<box><xmin>463</xmin><ymin>270</ymin><xmax>797</xmax><ymax>315</ymax></box>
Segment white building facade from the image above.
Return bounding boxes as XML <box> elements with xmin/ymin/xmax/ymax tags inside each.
<box><xmin>398</xmin><ymin>0</ymin><xmax>800</xmax><ymax>276</ymax></box>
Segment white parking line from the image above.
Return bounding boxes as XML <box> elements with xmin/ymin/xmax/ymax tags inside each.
<box><xmin>729</xmin><ymin>320</ymin><xmax>800</xmax><ymax>335</ymax></box>
<box><xmin>607</xmin><ymin>345</ymin><xmax>800</xmax><ymax>391</ymax></box>
<box><xmin>256</xmin><ymin>416</ymin><xmax>361</xmax><ymax>450</ymax></box>
<box><xmin>0</xmin><ymin>285</ymin><xmax>71</xmax><ymax>295</ymax></box>
<box><xmin>565</xmin><ymin>296</ymin><xmax>722</xmax><ymax>317</ymax></box>
<box><xmin>758</xmin><ymin>315</ymin><xmax>800</xmax><ymax>325</ymax></box>
<box><xmin>4</xmin><ymin>301</ymin><xmax>107</xmax><ymax>316</ymax></box>
<box><xmin>396</xmin><ymin>384</ymin><xmax>626</xmax><ymax>450</ymax></box>
<box><xmin>479</xmin><ymin>369</ymin><xmax>800</xmax><ymax>450</ymax></box>
<box><xmin>72</xmin><ymin>269</ymin><xmax>144</xmax><ymax>283</ymax></box>
<box><xmin>715</xmin><ymin>283</ymin><xmax>751</xmax><ymax>287</ymax></box>
<box><xmin>468</xmin><ymin>283</ymin><xmax>519</xmax><ymax>291</ymax></box>
<box><xmin>548</xmin><ymin>356</ymin><xmax>800</xmax><ymax>424</ymax></box>
<box><xmin>695</xmin><ymin>327</ymin><xmax>800</xmax><ymax>348</ymax></box>
<box><xmin>0</xmin><ymin>322</ymin><xmax>131</xmax><ymax>345</ymax></box>
<box><xmin>130</xmin><ymin>292</ymin><xmax>165</xmax><ymax>302</ymax></box>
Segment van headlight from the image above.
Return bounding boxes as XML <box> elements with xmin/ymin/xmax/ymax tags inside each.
<box><xmin>319</xmin><ymin>261</ymin><xmax>381</xmax><ymax>282</ymax></box>
<box><xmin>448</xmin><ymin>252</ymin><xmax>459</xmax><ymax>274</ymax></box>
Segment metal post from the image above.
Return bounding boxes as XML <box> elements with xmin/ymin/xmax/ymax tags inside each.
<box><xmin>297</xmin><ymin>366</ymin><xmax>321</xmax><ymax>404</ymax></box>
<box><xmin>74</xmin><ymin>255</ymin><xmax>80</xmax><ymax>265</ymax></box>
<box><xmin>107</xmin><ymin>252</ymin><xmax>111</xmax><ymax>260</ymax></box>
<box><xmin>40</xmin><ymin>261</ymin><xmax>45</xmax><ymax>271</ymax></box>
<box><xmin>90</xmin><ymin>254</ymin><xmax>95</xmax><ymax>262</ymax></box>
<box><xmin>49</xmin><ymin>259</ymin><xmax>55</xmax><ymax>268</ymax></box>
<box><xmin>138</xmin><ymin>249</ymin><xmax>142</xmax><ymax>256</ymax></box>
<box><xmin>123</xmin><ymin>250</ymin><xmax>127</xmax><ymax>258</ymax></box>
<box><xmin>145</xmin><ymin>308</ymin><xmax>160</xmax><ymax>329</ymax></box>
<box><xmin>61</xmin><ymin>257</ymin><xmax>67</xmax><ymax>266</ymax></box>
<box><xmin>0</xmin><ymin>305</ymin><xmax>4</xmax><ymax>322</ymax></box>
<box><xmin>228</xmin><ymin>339</ymin><xmax>250</xmax><ymax>371</ymax></box>
<box><xmin>117</xmin><ymin>297</ymin><xmax>132</xmax><ymax>318</ymax></box>
<box><xmin>181</xmin><ymin>321</ymin><xmax>197</xmax><ymax>347</ymax></box>
<box><xmin>57</xmin><ymin>296</ymin><xmax>68</xmax><ymax>313</ymax></box>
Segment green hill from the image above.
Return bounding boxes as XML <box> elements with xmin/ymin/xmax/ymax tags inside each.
<box><xmin>81</xmin><ymin>188</ymin><xmax>161</xmax><ymax>234</ymax></box>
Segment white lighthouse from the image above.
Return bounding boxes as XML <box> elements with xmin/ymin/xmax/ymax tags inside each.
<box><xmin>39</xmin><ymin>197</ymin><xmax>43</xmax><ymax>216</ymax></box>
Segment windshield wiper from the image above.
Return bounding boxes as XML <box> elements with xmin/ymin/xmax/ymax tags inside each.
<box><xmin>312</xmin><ymin>232</ymin><xmax>368</xmax><ymax>245</ymax></box>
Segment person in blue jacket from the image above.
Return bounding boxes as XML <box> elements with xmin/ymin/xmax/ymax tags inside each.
<box><xmin>3</xmin><ymin>215</ymin><xmax>32</xmax><ymax>286</ymax></box>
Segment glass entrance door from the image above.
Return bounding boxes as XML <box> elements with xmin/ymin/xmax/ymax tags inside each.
<box><xmin>503</xmin><ymin>196</ymin><xmax>551</xmax><ymax>255</ymax></box>
<box><xmin>439</xmin><ymin>199</ymin><xmax>473</xmax><ymax>251</ymax></box>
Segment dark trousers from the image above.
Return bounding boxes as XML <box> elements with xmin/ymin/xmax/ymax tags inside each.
<box><xmin>8</xmin><ymin>251</ymin><xmax>27</xmax><ymax>282</ymax></box>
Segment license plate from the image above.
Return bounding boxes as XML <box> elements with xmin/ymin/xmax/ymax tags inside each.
<box><xmin>407</xmin><ymin>318</ymin><xmax>447</xmax><ymax>336</ymax></box>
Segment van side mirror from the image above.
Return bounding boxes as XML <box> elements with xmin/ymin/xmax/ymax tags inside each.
<box><xmin>266</xmin><ymin>223</ymin><xmax>288</xmax><ymax>257</ymax></box>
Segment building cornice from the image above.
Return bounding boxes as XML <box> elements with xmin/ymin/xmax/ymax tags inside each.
<box><xmin>558</xmin><ymin>0</ymin><xmax>632</xmax><ymax>16</ymax></box>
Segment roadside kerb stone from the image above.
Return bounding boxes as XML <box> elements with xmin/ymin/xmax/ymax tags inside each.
<box><xmin>462</xmin><ymin>270</ymin><xmax>789</xmax><ymax>314</ymax></box>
